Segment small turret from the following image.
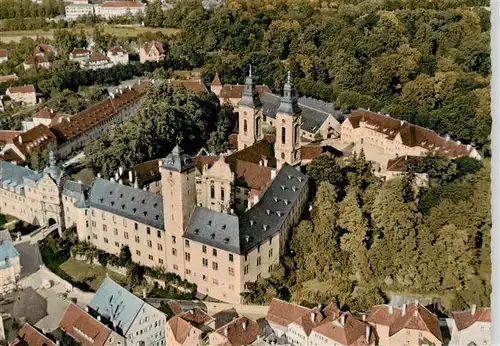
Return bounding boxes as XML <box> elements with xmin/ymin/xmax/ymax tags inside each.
<box><xmin>277</xmin><ymin>71</ymin><xmax>301</xmax><ymax>116</ymax></box>
<box><xmin>239</xmin><ymin>65</ymin><xmax>262</xmax><ymax>108</ymax></box>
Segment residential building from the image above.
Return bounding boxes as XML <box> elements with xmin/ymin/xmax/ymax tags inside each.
<box><xmin>51</xmin><ymin>82</ymin><xmax>151</xmax><ymax>159</ymax></box>
<box><xmin>107</xmin><ymin>46</ymin><xmax>129</xmax><ymax>65</ymax></box>
<box><xmin>1</xmin><ymin>124</ymin><xmax>57</xmax><ymax>163</ymax></box>
<box><xmin>96</xmin><ymin>1</ymin><xmax>145</xmax><ymax>19</ymax></box>
<box><xmin>446</xmin><ymin>306</ymin><xmax>491</xmax><ymax>346</ymax></box>
<box><xmin>165</xmin><ymin>308</ymin><xmax>213</xmax><ymax>346</ymax></box>
<box><xmin>5</xmin><ymin>85</ymin><xmax>37</xmax><ymax>105</ymax></box>
<box><xmin>0</xmin><ymin>74</ymin><xmax>18</xmax><ymax>83</ymax></box>
<box><xmin>380</xmin><ymin>155</ymin><xmax>429</xmax><ymax>187</ymax></box>
<box><xmin>33</xmin><ymin>44</ymin><xmax>57</xmax><ymax>58</ymax></box>
<box><xmin>88</xmin><ymin>277</ymin><xmax>166</xmax><ymax>346</ymax></box>
<box><xmin>58</xmin><ymin>303</ymin><xmax>125</xmax><ymax>346</ymax></box>
<box><xmin>139</xmin><ymin>41</ymin><xmax>165</xmax><ymax>63</ymax></box>
<box><xmin>69</xmin><ymin>48</ymin><xmax>91</xmax><ymax>63</ymax></box>
<box><xmin>0</xmin><ymin>49</ymin><xmax>8</xmax><ymax>64</ymax></box>
<box><xmin>23</xmin><ymin>55</ymin><xmax>50</xmax><ymax>70</ymax></box>
<box><xmin>86</xmin><ymin>51</ymin><xmax>114</xmax><ymax>70</ymax></box>
<box><xmin>209</xmin><ymin>316</ymin><xmax>263</xmax><ymax>346</ymax></box>
<box><xmin>0</xmin><ymin>237</ymin><xmax>21</xmax><ymax>295</ymax></box>
<box><xmin>65</xmin><ymin>3</ymin><xmax>96</xmax><ymax>19</ymax></box>
<box><xmin>266</xmin><ymin>299</ymin><xmax>376</xmax><ymax>346</ymax></box>
<box><xmin>0</xmin><ymin>131</ymin><xmax>22</xmax><ymax>149</ymax></box>
<box><xmin>367</xmin><ymin>302</ymin><xmax>443</xmax><ymax>346</ymax></box>
<box><xmin>22</xmin><ymin>107</ymin><xmax>70</xmax><ymax>132</ymax></box>
<box><xmin>341</xmin><ymin>110</ymin><xmax>481</xmax><ymax>161</ymax></box>
<box><xmin>10</xmin><ymin>323</ymin><xmax>55</xmax><ymax>346</ymax></box>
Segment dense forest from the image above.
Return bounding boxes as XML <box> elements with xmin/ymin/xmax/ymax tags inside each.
<box><xmin>243</xmin><ymin>153</ymin><xmax>490</xmax><ymax>312</ymax></box>
<box><xmin>146</xmin><ymin>0</ymin><xmax>491</xmax><ymax>153</ymax></box>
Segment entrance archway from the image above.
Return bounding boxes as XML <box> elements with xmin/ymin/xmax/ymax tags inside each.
<box><xmin>48</xmin><ymin>218</ymin><xmax>57</xmax><ymax>226</ymax></box>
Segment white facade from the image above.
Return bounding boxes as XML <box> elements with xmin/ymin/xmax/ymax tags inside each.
<box><xmin>446</xmin><ymin>318</ymin><xmax>491</xmax><ymax>346</ymax></box>
<box><xmin>96</xmin><ymin>2</ymin><xmax>145</xmax><ymax>19</ymax></box>
<box><xmin>65</xmin><ymin>3</ymin><xmax>95</xmax><ymax>19</ymax></box>
<box><xmin>107</xmin><ymin>49</ymin><xmax>129</xmax><ymax>65</ymax></box>
<box><xmin>126</xmin><ymin>303</ymin><xmax>166</xmax><ymax>346</ymax></box>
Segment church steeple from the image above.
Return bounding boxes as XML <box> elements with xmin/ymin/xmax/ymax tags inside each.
<box><xmin>277</xmin><ymin>71</ymin><xmax>301</xmax><ymax>116</ymax></box>
<box><xmin>239</xmin><ymin>65</ymin><xmax>262</xmax><ymax>108</ymax></box>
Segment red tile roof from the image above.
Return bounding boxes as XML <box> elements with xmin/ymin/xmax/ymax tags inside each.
<box><xmin>452</xmin><ymin>307</ymin><xmax>491</xmax><ymax>331</ymax></box>
<box><xmin>267</xmin><ymin>298</ymin><xmax>312</xmax><ymax>327</ymax></box>
<box><xmin>0</xmin><ymin>148</ymin><xmax>24</xmax><ymax>165</ymax></box>
<box><xmin>24</xmin><ymin>55</ymin><xmax>49</xmax><ymax>65</ymax></box>
<box><xmin>0</xmin><ymin>49</ymin><xmax>7</xmax><ymax>58</ymax></box>
<box><xmin>108</xmin><ymin>46</ymin><xmax>127</xmax><ymax>55</ymax></box>
<box><xmin>101</xmin><ymin>1</ymin><xmax>144</xmax><ymax>7</ymax></box>
<box><xmin>33</xmin><ymin>44</ymin><xmax>54</xmax><ymax>56</ymax></box>
<box><xmin>234</xmin><ymin>159</ymin><xmax>272</xmax><ymax>191</ymax></box>
<box><xmin>0</xmin><ymin>130</ymin><xmax>22</xmax><ymax>145</ymax></box>
<box><xmin>219</xmin><ymin>85</ymin><xmax>271</xmax><ymax>100</ymax></box>
<box><xmin>0</xmin><ymin>74</ymin><xmax>18</xmax><ymax>83</ymax></box>
<box><xmin>34</xmin><ymin>107</ymin><xmax>62</xmax><ymax>120</ymax></box>
<box><xmin>169</xmin><ymin>80</ymin><xmax>208</xmax><ymax>94</ymax></box>
<box><xmin>168</xmin><ymin>301</ymin><xmax>184</xmax><ymax>315</ymax></box>
<box><xmin>313</xmin><ymin>312</ymin><xmax>376</xmax><ymax>346</ymax></box>
<box><xmin>142</xmin><ymin>41</ymin><xmax>164</xmax><ymax>55</ymax></box>
<box><xmin>215</xmin><ymin>316</ymin><xmax>262</xmax><ymax>346</ymax></box>
<box><xmin>212</xmin><ymin>72</ymin><xmax>222</xmax><ymax>86</ymax></box>
<box><xmin>386</xmin><ymin>155</ymin><xmax>425</xmax><ymax>172</ymax></box>
<box><xmin>346</xmin><ymin>110</ymin><xmax>473</xmax><ymax>159</ymax></box>
<box><xmin>225</xmin><ymin>137</ymin><xmax>276</xmax><ymax>169</ymax></box>
<box><xmin>88</xmin><ymin>51</ymin><xmax>109</xmax><ymax>63</ymax></box>
<box><xmin>51</xmin><ymin>87</ymin><xmax>144</xmax><ymax>142</ymax></box>
<box><xmin>300</xmin><ymin>145</ymin><xmax>343</xmax><ymax>161</ymax></box>
<box><xmin>179</xmin><ymin>309</ymin><xmax>212</xmax><ymax>325</ymax></box>
<box><xmin>168</xmin><ymin>315</ymin><xmax>194</xmax><ymax>344</ymax></box>
<box><xmin>10</xmin><ymin>323</ymin><xmax>55</xmax><ymax>346</ymax></box>
<box><xmin>59</xmin><ymin>304</ymin><xmax>112</xmax><ymax>346</ymax></box>
<box><xmin>11</xmin><ymin>124</ymin><xmax>56</xmax><ymax>156</ymax></box>
<box><xmin>6</xmin><ymin>85</ymin><xmax>35</xmax><ymax>94</ymax></box>
<box><xmin>70</xmin><ymin>48</ymin><xmax>90</xmax><ymax>56</ymax></box>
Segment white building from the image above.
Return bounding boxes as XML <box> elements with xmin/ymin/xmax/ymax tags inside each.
<box><xmin>107</xmin><ymin>46</ymin><xmax>129</xmax><ymax>65</ymax></box>
<box><xmin>69</xmin><ymin>48</ymin><xmax>91</xmax><ymax>64</ymax></box>
<box><xmin>65</xmin><ymin>3</ymin><xmax>95</xmax><ymax>19</ymax></box>
<box><xmin>96</xmin><ymin>1</ymin><xmax>145</xmax><ymax>19</ymax></box>
<box><xmin>446</xmin><ymin>306</ymin><xmax>491</xmax><ymax>346</ymax></box>
<box><xmin>85</xmin><ymin>51</ymin><xmax>114</xmax><ymax>70</ymax></box>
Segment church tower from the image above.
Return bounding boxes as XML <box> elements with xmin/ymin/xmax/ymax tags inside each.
<box><xmin>237</xmin><ymin>66</ymin><xmax>263</xmax><ymax>150</ymax></box>
<box><xmin>160</xmin><ymin>145</ymin><xmax>197</xmax><ymax>275</ymax></box>
<box><xmin>275</xmin><ymin>71</ymin><xmax>302</xmax><ymax>168</ymax></box>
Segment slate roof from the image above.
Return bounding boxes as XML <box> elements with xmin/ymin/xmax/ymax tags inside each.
<box><xmin>88</xmin><ymin>178</ymin><xmax>164</xmax><ymax>229</ymax></box>
<box><xmin>260</xmin><ymin>93</ymin><xmax>339</xmax><ymax>134</ymax></box>
<box><xmin>62</xmin><ymin>179</ymin><xmax>91</xmax><ymax>198</ymax></box>
<box><xmin>0</xmin><ymin>160</ymin><xmax>39</xmax><ymax>188</ymax></box>
<box><xmin>162</xmin><ymin>145</ymin><xmax>197</xmax><ymax>173</ymax></box>
<box><xmin>184</xmin><ymin>207</ymin><xmax>241</xmax><ymax>253</ymax></box>
<box><xmin>88</xmin><ymin>277</ymin><xmax>145</xmax><ymax>335</ymax></box>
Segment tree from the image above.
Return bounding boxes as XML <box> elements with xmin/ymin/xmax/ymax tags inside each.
<box><xmin>306</xmin><ymin>154</ymin><xmax>345</xmax><ymax>197</ymax></box>
<box><xmin>206</xmin><ymin>105</ymin><xmax>236</xmax><ymax>154</ymax></box>
<box><xmin>127</xmin><ymin>263</ymin><xmax>145</xmax><ymax>287</ymax></box>
<box><xmin>119</xmin><ymin>246</ymin><xmax>132</xmax><ymax>267</ymax></box>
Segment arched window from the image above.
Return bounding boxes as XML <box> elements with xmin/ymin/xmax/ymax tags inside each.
<box><xmin>281</xmin><ymin>127</ymin><xmax>286</xmax><ymax>144</ymax></box>
<box><xmin>294</xmin><ymin>124</ymin><xmax>300</xmax><ymax>144</ymax></box>
<box><xmin>243</xmin><ymin>119</ymin><xmax>248</xmax><ymax>134</ymax></box>
<box><xmin>255</xmin><ymin>117</ymin><xmax>262</xmax><ymax>137</ymax></box>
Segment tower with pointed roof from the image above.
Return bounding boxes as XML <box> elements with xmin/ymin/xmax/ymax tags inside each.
<box><xmin>237</xmin><ymin>66</ymin><xmax>264</xmax><ymax>151</ymax></box>
<box><xmin>160</xmin><ymin>144</ymin><xmax>197</xmax><ymax>275</ymax></box>
<box><xmin>211</xmin><ymin>72</ymin><xmax>223</xmax><ymax>97</ymax></box>
<box><xmin>275</xmin><ymin>72</ymin><xmax>302</xmax><ymax>168</ymax></box>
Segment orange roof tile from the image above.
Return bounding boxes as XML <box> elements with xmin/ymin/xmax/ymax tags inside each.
<box><xmin>11</xmin><ymin>124</ymin><xmax>56</xmax><ymax>156</ymax></box>
<box><xmin>0</xmin><ymin>74</ymin><xmax>18</xmax><ymax>83</ymax></box>
<box><xmin>142</xmin><ymin>41</ymin><xmax>164</xmax><ymax>55</ymax></box>
<box><xmin>0</xmin><ymin>49</ymin><xmax>8</xmax><ymax>58</ymax></box>
<box><xmin>59</xmin><ymin>304</ymin><xmax>112</xmax><ymax>346</ymax></box>
<box><xmin>313</xmin><ymin>312</ymin><xmax>376</xmax><ymax>346</ymax></box>
<box><xmin>0</xmin><ymin>148</ymin><xmax>24</xmax><ymax>165</ymax></box>
<box><xmin>108</xmin><ymin>46</ymin><xmax>127</xmax><ymax>55</ymax></box>
<box><xmin>71</xmin><ymin>48</ymin><xmax>90</xmax><ymax>56</ymax></box>
<box><xmin>215</xmin><ymin>317</ymin><xmax>262</xmax><ymax>346</ymax></box>
<box><xmin>10</xmin><ymin>323</ymin><xmax>55</xmax><ymax>346</ymax></box>
<box><xmin>24</xmin><ymin>55</ymin><xmax>49</xmax><ymax>65</ymax></box>
<box><xmin>179</xmin><ymin>309</ymin><xmax>212</xmax><ymax>325</ymax></box>
<box><xmin>452</xmin><ymin>307</ymin><xmax>491</xmax><ymax>331</ymax></box>
<box><xmin>267</xmin><ymin>298</ymin><xmax>311</xmax><ymax>327</ymax></box>
<box><xmin>388</xmin><ymin>304</ymin><xmax>442</xmax><ymax>342</ymax></box>
<box><xmin>234</xmin><ymin>160</ymin><xmax>272</xmax><ymax>191</ymax></box>
<box><xmin>34</xmin><ymin>44</ymin><xmax>54</xmax><ymax>56</ymax></box>
<box><xmin>6</xmin><ymin>85</ymin><xmax>35</xmax><ymax>94</ymax></box>
<box><xmin>88</xmin><ymin>51</ymin><xmax>109</xmax><ymax>63</ymax></box>
<box><xmin>0</xmin><ymin>130</ymin><xmax>22</xmax><ymax>144</ymax></box>
<box><xmin>168</xmin><ymin>315</ymin><xmax>194</xmax><ymax>344</ymax></box>
<box><xmin>212</xmin><ymin>72</ymin><xmax>222</xmax><ymax>86</ymax></box>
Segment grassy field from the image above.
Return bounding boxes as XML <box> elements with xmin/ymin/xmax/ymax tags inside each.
<box><xmin>0</xmin><ymin>26</ymin><xmax>181</xmax><ymax>41</ymax></box>
<box><xmin>59</xmin><ymin>258</ymin><xmax>126</xmax><ymax>291</ymax></box>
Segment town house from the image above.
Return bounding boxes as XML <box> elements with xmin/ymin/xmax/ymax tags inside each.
<box><xmin>140</xmin><ymin>41</ymin><xmax>165</xmax><ymax>63</ymax></box>
<box><xmin>5</xmin><ymin>85</ymin><xmax>37</xmax><ymax>105</ymax></box>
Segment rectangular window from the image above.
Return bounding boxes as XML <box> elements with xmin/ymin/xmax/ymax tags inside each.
<box><xmin>114</xmin><ymin>228</ymin><xmax>118</xmax><ymax>235</ymax></box>
<box><xmin>159</xmin><ymin>258</ymin><xmax>164</xmax><ymax>264</ymax></box>
<box><xmin>186</xmin><ymin>269</ymin><xmax>191</xmax><ymax>275</ymax></box>
<box><xmin>229</xmin><ymin>254</ymin><xmax>233</xmax><ymax>262</ymax></box>
<box><xmin>102</xmin><ymin>225</ymin><xmax>107</xmax><ymax>232</ymax></box>
<box><xmin>185</xmin><ymin>252</ymin><xmax>191</xmax><ymax>261</ymax></box>
<box><xmin>202</xmin><ymin>245</ymin><xmax>207</xmax><ymax>253</ymax></box>
<box><xmin>229</xmin><ymin>284</ymin><xmax>234</xmax><ymax>290</ymax></box>
<box><xmin>228</xmin><ymin>267</ymin><xmax>234</xmax><ymax>276</ymax></box>
<box><xmin>135</xmin><ymin>235</ymin><xmax>140</xmax><ymax>243</ymax></box>
<box><xmin>123</xmin><ymin>218</ymin><xmax>127</xmax><ymax>227</ymax></box>
<box><xmin>202</xmin><ymin>275</ymin><xmax>207</xmax><ymax>281</ymax></box>
<box><xmin>221</xmin><ymin>187</ymin><xmax>225</xmax><ymax>201</ymax></box>
<box><xmin>172</xmin><ymin>248</ymin><xmax>177</xmax><ymax>256</ymax></box>
<box><xmin>92</xmin><ymin>234</ymin><xmax>97</xmax><ymax>239</ymax></box>
<box><xmin>149</xmin><ymin>255</ymin><xmax>153</xmax><ymax>261</ymax></box>
<box><xmin>104</xmin><ymin>238</ymin><xmax>108</xmax><ymax>244</ymax></box>
<box><xmin>257</xmin><ymin>257</ymin><xmax>261</xmax><ymax>266</ymax></box>
<box><xmin>257</xmin><ymin>245</ymin><xmax>260</xmax><ymax>253</ymax></box>
<box><xmin>268</xmin><ymin>265</ymin><xmax>273</xmax><ymax>273</ymax></box>
<box><xmin>134</xmin><ymin>222</ymin><xmax>138</xmax><ymax>230</ymax></box>
<box><xmin>172</xmin><ymin>236</ymin><xmax>176</xmax><ymax>244</ymax></box>
<box><xmin>147</xmin><ymin>240</ymin><xmax>152</xmax><ymax>248</ymax></box>
<box><xmin>136</xmin><ymin>250</ymin><xmax>141</xmax><ymax>256</ymax></box>
<box><xmin>115</xmin><ymin>242</ymin><xmax>119</xmax><ymax>247</ymax></box>
<box><xmin>257</xmin><ymin>273</ymin><xmax>261</xmax><ymax>279</ymax></box>
<box><xmin>157</xmin><ymin>230</ymin><xmax>161</xmax><ymax>238</ymax></box>
<box><xmin>210</xmin><ymin>185</ymin><xmax>215</xmax><ymax>199</ymax></box>
<box><xmin>212</xmin><ymin>262</ymin><xmax>218</xmax><ymax>271</ymax></box>
<box><xmin>112</xmin><ymin>215</ymin><xmax>116</xmax><ymax>224</ymax></box>
<box><xmin>173</xmin><ymin>264</ymin><xmax>178</xmax><ymax>270</ymax></box>
<box><xmin>245</xmin><ymin>254</ymin><xmax>248</xmax><ymax>261</ymax></box>
<box><xmin>244</xmin><ymin>265</ymin><xmax>249</xmax><ymax>275</ymax></box>
<box><xmin>185</xmin><ymin>239</ymin><xmax>190</xmax><ymax>248</ymax></box>
<box><xmin>213</xmin><ymin>278</ymin><xmax>219</xmax><ymax>285</ymax></box>
<box><xmin>213</xmin><ymin>249</ymin><xmax>217</xmax><ymax>257</ymax></box>
<box><xmin>147</xmin><ymin>227</ymin><xmax>151</xmax><ymax>235</ymax></box>
<box><xmin>202</xmin><ymin>258</ymin><xmax>208</xmax><ymax>267</ymax></box>
<box><xmin>91</xmin><ymin>221</ymin><xmax>96</xmax><ymax>227</ymax></box>
<box><xmin>269</xmin><ymin>249</ymin><xmax>273</xmax><ymax>257</ymax></box>
<box><xmin>269</xmin><ymin>237</ymin><xmax>272</xmax><ymax>245</ymax></box>
<box><xmin>124</xmin><ymin>232</ymin><xmax>129</xmax><ymax>239</ymax></box>
<box><xmin>157</xmin><ymin>244</ymin><xmax>163</xmax><ymax>251</ymax></box>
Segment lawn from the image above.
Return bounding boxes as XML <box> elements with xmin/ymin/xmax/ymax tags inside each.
<box><xmin>71</xmin><ymin>167</ymin><xmax>94</xmax><ymax>185</ymax></box>
<box><xmin>0</xmin><ymin>26</ymin><xmax>180</xmax><ymax>40</ymax></box>
<box><xmin>59</xmin><ymin>258</ymin><xmax>126</xmax><ymax>291</ymax></box>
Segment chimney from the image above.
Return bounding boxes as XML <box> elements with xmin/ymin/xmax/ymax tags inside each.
<box><xmin>18</xmin><ymin>136</ymin><xmax>22</xmax><ymax>143</ymax></box>
<box><xmin>128</xmin><ymin>170</ymin><xmax>133</xmax><ymax>182</ymax></box>
<box><xmin>413</xmin><ymin>309</ymin><xmax>418</xmax><ymax>318</ymax></box>
<box><xmin>340</xmin><ymin>314</ymin><xmax>345</xmax><ymax>326</ymax></box>
<box><xmin>362</xmin><ymin>314</ymin><xmax>366</xmax><ymax>322</ymax></box>
<box><xmin>158</xmin><ymin>160</ymin><xmax>163</xmax><ymax>167</ymax></box>
<box><xmin>42</xmin><ymin>328</ymin><xmax>46</xmax><ymax>334</ymax></box>
<box><xmin>224</xmin><ymin>327</ymin><xmax>228</xmax><ymax>336</ymax></box>
<box><xmin>110</xmin><ymin>177</ymin><xmax>115</xmax><ymax>183</ymax></box>
<box><xmin>78</xmin><ymin>180</ymin><xmax>82</xmax><ymax>184</ymax></box>
<box><xmin>263</xmin><ymin>157</ymin><xmax>268</xmax><ymax>167</ymax></box>
<box><xmin>97</xmin><ymin>315</ymin><xmax>101</xmax><ymax>322</ymax></box>
<box><xmin>119</xmin><ymin>166</ymin><xmax>124</xmax><ymax>175</ymax></box>
<box><xmin>133</xmin><ymin>179</ymin><xmax>139</xmax><ymax>189</ymax></box>
<box><xmin>97</xmin><ymin>173</ymin><xmax>101</xmax><ymax>178</ymax></box>
<box><xmin>310</xmin><ymin>312</ymin><xmax>315</xmax><ymax>323</ymax></box>
<box><xmin>471</xmin><ymin>304</ymin><xmax>477</xmax><ymax>315</ymax></box>
<box><xmin>365</xmin><ymin>325</ymin><xmax>371</xmax><ymax>344</ymax></box>
<box><xmin>85</xmin><ymin>306</ymin><xmax>89</xmax><ymax>312</ymax></box>
<box><xmin>415</xmin><ymin>300</ymin><xmax>419</xmax><ymax>307</ymax></box>
<box><xmin>466</xmin><ymin>144</ymin><xmax>472</xmax><ymax>150</ymax></box>
<box><xmin>400</xmin><ymin>120</ymin><xmax>405</xmax><ymax>126</ymax></box>
<box><xmin>402</xmin><ymin>304</ymin><xmax>406</xmax><ymax>316</ymax></box>
<box><xmin>56</xmin><ymin>341</ymin><xmax>61</xmax><ymax>346</ymax></box>
<box><xmin>114</xmin><ymin>172</ymin><xmax>119</xmax><ymax>181</ymax></box>
<box><xmin>119</xmin><ymin>179</ymin><xmax>123</xmax><ymax>185</ymax></box>
<box><xmin>388</xmin><ymin>305</ymin><xmax>393</xmax><ymax>315</ymax></box>
<box><xmin>242</xmin><ymin>321</ymin><xmax>247</xmax><ymax>330</ymax></box>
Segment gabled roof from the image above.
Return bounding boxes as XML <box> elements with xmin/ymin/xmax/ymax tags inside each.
<box><xmin>268</xmin><ymin>298</ymin><xmax>312</xmax><ymax>327</ymax></box>
<box><xmin>386</xmin><ymin>155</ymin><xmax>425</xmax><ymax>172</ymax></box>
<box><xmin>0</xmin><ymin>161</ymin><xmax>39</xmax><ymax>188</ymax></box>
<box><xmin>88</xmin><ymin>177</ymin><xmax>164</xmax><ymax>229</ymax></box>
<box><xmin>33</xmin><ymin>44</ymin><xmax>54</xmax><ymax>56</ymax></box>
<box><xmin>300</xmin><ymin>145</ymin><xmax>343</xmax><ymax>161</ymax></box>
<box><xmin>108</xmin><ymin>46</ymin><xmax>127</xmax><ymax>55</ymax></box>
<box><xmin>169</xmin><ymin>79</ymin><xmax>209</xmax><ymax>94</ymax></box>
<box><xmin>10</xmin><ymin>323</ymin><xmax>55</xmax><ymax>346</ymax></box>
<box><xmin>168</xmin><ymin>315</ymin><xmax>194</xmax><ymax>344</ymax></box>
<box><xmin>215</xmin><ymin>316</ymin><xmax>262</xmax><ymax>346</ymax></box>
<box><xmin>142</xmin><ymin>41</ymin><xmax>164</xmax><ymax>54</ymax></box>
<box><xmin>0</xmin><ymin>130</ymin><xmax>22</xmax><ymax>145</ymax></box>
<box><xmin>88</xmin><ymin>51</ymin><xmax>110</xmax><ymax>63</ymax></box>
<box><xmin>0</xmin><ymin>74</ymin><xmax>18</xmax><ymax>83</ymax></box>
<box><xmin>313</xmin><ymin>312</ymin><xmax>375</xmax><ymax>346</ymax></box>
<box><xmin>10</xmin><ymin>124</ymin><xmax>56</xmax><ymax>156</ymax></box>
<box><xmin>6</xmin><ymin>85</ymin><xmax>35</xmax><ymax>94</ymax></box>
<box><xmin>70</xmin><ymin>48</ymin><xmax>90</xmax><ymax>56</ymax></box>
<box><xmin>62</xmin><ymin>179</ymin><xmax>91</xmax><ymax>198</ymax></box>
<box><xmin>0</xmin><ymin>149</ymin><xmax>24</xmax><ymax>165</ymax></box>
<box><xmin>24</xmin><ymin>55</ymin><xmax>49</xmax><ymax>65</ymax></box>
<box><xmin>225</xmin><ymin>137</ymin><xmax>276</xmax><ymax>169</ymax></box>
<box><xmin>59</xmin><ymin>303</ymin><xmax>112</xmax><ymax>346</ymax></box>
<box><xmin>211</xmin><ymin>72</ymin><xmax>222</xmax><ymax>86</ymax></box>
<box><xmin>88</xmin><ymin>277</ymin><xmax>145</xmax><ymax>335</ymax></box>
<box><xmin>452</xmin><ymin>307</ymin><xmax>491</xmax><ymax>331</ymax></box>
<box><xmin>233</xmin><ymin>160</ymin><xmax>272</xmax><ymax>191</ymax></box>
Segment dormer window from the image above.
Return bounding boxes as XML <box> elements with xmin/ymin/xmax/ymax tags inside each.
<box><xmin>263</xmin><ymin>224</ymin><xmax>268</xmax><ymax>230</ymax></box>
<box><xmin>224</xmin><ymin>238</ymin><xmax>229</xmax><ymax>244</ymax></box>
<box><xmin>132</xmin><ymin>208</ymin><xmax>136</xmax><ymax>213</ymax></box>
<box><xmin>250</xmin><ymin>220</ymin><xmax>255</xmax><ymax>226</ymax></box>
<box><xmin>281</xmin><ymin>185</ymin><xmax>285</xmax><ymax>190</ymax></box>
<box><xmin>154</xmin><ymin>215</ymin><xmax>159</xmax><ymax>220</ymax></box>
<box><xmin>210</xmin><ymin>233</ymin><xmax>215</xmax><ymax>239</ymax></box>
<box><xmin>208</xmin><ymin>220</ymin><xmax>212</xmax><ymax>226</ymax></box>
<box><xmin>273</xmin><ymin>197</ymin><xmax>278</xmax><ymax>202</ymax></box>
<box><xmin>266</xmin><ymin>210</ymin><xmax>271</xmax><ymax>215</ymax></box>
<box><xmin>194</xmin><ymin>229</ymin><xmax>199</xmax><ymax>234</ymax></box>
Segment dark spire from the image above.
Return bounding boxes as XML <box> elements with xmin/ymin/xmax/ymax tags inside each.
<box><xmin>239</xmin><ymin>65</ymin><xmax>262</xmax><ymax>108</ymax></box>
<box><xmin>277</xmin><ymin>71</ymin><xmax>301</xmax><ymax>116</ymax></box>
<box><xmin>162</xmin><ymin>145</ymin><xmax>196</xmax><ymax>172</ymax></box>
